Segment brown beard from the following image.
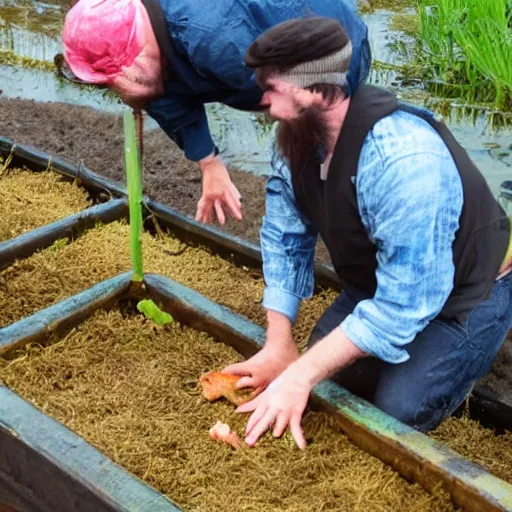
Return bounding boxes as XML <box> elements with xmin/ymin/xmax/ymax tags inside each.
<box><xmin>275</xmin><ymin>105</ymin><xmax>331</xmax><ymax>176</ymax></box>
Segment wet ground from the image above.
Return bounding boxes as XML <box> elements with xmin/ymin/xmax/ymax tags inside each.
<box><xmin>0</xmin><ymin>0</ymin><xmax>511</xmax><ymax>404</ymax></box>
<box><xmin>1</xmin><ymin>1</ymin><xmax>511</xmax><ymax>187</ymax></box>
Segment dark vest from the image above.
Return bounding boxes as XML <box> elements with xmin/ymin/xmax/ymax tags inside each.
<box><xmin>292</xmin><ymin>85</ymin><xmax>510</xmax><ymax>323</ymax></box>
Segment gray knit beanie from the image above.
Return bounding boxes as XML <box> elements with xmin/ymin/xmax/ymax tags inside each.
<box><xmin>245</xmin><ymin>17</ymin><xmax>352</xmax><ymax>89</ymax></box>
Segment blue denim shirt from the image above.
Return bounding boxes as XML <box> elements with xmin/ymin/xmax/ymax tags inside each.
<box><xmin>146</xmin><ymin>0</ymin><xmax>371</xmax><ymax>161</ymax></box>
<box><xmin>261</xmin><ymin>109</ymin><xmax>464</xmax><ymax>364</ymax></box>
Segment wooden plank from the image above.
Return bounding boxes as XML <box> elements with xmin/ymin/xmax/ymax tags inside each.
<box><xmin>0</xmin><ymin>198</ymin><xmax>128</xmax><ymax>272</ymax></box>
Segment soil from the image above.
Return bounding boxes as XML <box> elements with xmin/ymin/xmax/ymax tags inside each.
<box><xmin>0</xmin><ymin>504</ymin><xmax>20</xmax><ymax>512</ymax></box>
<box><xmin>0</xmin><ymin>96</ymin><xmax>511</xmax><ymax>407</ymax></box>
<box><xmin>0</xmin><ymin>306</ymin><xmax>457</xmax><ymax>511</ymax></box>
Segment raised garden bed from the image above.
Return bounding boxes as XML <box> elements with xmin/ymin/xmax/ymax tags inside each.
<box><xmin>1</xmin><ymin>274</ymin><xmax>512</xmax><ymax>511</ymax></box>
<box><xmin>0</xmin><ymin>135</ymin><xmax>512</xmax><ymax>511</ymax></box>
<box><xmin>0</xmin><ymin>166</ymin><xmax>90</xmax><ymax>242</ymax></box>
<box><xmin>0</xmin><ymin>145</ymin><xmax>128</xmax><ymax>271</ymax></box>
<box><xmin>0</xmin><ymin>283</ymin><xmax>453</xmax><ymax>511</ymax></box>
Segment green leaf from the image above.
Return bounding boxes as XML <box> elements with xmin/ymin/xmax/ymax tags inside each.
<box><xmin>136</xmin><ymin>299</ymin><xmax>174</xmax><ymax>326</ymax></box>
<box><xmin>49</xmin><ymin>238</ymin><xmax>69</xmax><ymax>251</ymax></box>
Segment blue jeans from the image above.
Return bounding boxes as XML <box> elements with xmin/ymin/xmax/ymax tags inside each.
<box><xmin>308</xmin><ymin>273</ymin><xmax>512</xmax><ymax>432</ymax></box>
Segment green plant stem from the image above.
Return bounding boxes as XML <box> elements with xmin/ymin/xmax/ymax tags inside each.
<box><xmin>123</xmin><ymin>109</ymin><xmax>144</xmax><ymax>282</ymax></box>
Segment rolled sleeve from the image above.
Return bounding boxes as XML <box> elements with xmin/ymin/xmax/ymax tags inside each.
<box><xmin>262</xmin><ymin>287</ymin><xmax>302</xmax><ymax>323</ymax></box>
<box><xmin>340</xmin><ymin>112</ymin><xmax>463</xmax><ymax>363</ymax></box>
<box><xmin>341</xmin><ymin>308</ymin><xmax>410</xmax><ymax>363</ymax></box>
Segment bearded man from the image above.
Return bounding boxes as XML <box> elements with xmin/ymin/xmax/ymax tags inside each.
<box><xmin>221</xmin><ymin>17</ymin><xmax>512</xmax><ymax>449</ymax></box>
<box><xmin>61</xmin><ymin>0</ymin><xmax>370</xmax><ymax>225</ymax></box>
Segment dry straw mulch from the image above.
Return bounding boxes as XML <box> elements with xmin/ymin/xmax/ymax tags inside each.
<box><xmin>0</xmin><ymin>307</ymin><xmax>457</xmax><ymax>512</ymax></box>
<box><xmin>0</xmin><ymin>167</ymin><xmax>91</xmax><ymax>242</ymax></box>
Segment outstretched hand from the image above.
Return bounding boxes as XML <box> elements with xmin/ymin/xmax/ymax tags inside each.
<box><xmin>236</xmin><ymin>368</ymin><xmax>311</xmax><ymax>449</ymax></box>
<box><xmin>196</xmin><ymin>154</ymin><xmax>242</xmax><ymax>225</ymax></box>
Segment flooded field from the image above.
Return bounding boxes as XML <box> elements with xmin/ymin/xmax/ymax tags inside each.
<box><xmin>1</xmin><ymin>0</ymin><xmax>511</xmax><ymax>196</ymax></box>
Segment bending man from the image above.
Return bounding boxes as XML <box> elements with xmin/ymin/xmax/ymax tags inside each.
<box><xmin>223</xmin><ymin>17</ymin><xmax>512</xmax><ymax>448</ymax></box>
<box><xmin>61</xmin><ymin>0</ymin><xmax>371</xmax><ymax>225</ymax></box>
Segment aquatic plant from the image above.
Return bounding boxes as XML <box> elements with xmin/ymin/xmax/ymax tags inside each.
<box><xmin>416</xmin><ymin>0</ymin><xmax>512</xmax><ymax>110</ymax></box>
<box><xmin>0</xmin><ymin>48</ymin><xmax>54</xmax><ymax>71</ymax></box>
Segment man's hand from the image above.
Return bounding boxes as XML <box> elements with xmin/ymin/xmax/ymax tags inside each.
<box><xmin>196</xmin><ymin>154</ymin><xmax>242</xmax><ymax>225</ymax></box>
<box><xmin>221</xmin><ymin>310</ymin><xmax>299</xmax><ymax>390</ymax></box>
<box><xmin>235</xmin><ymin>323</ymin><xmax>368</xmax><ymax>449</ymax></box>
<box><xmin>221</xmin><ymin>340</ymin><xmax>300</xmax><ymax>391</ymax></box>
<box><xmin>236</xmin><ymin>366</ymin><xmax>310</xmax><ymax>449</ymax></box>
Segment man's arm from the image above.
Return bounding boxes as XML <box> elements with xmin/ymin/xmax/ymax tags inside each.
<box><xmin>222</xmin><ymin>149</ymin><xmax>318</xmax><ymax>387</ymax></box>
<box><xmin>145</xmin><ymin>95</ymin><xmax>242</xmax><ymax>224</ymax></box>
<box><xmin>260</xmin><ymin>149</ymin><xmax>319</xmax><ymax>324</ymax></box>
<box><xmin>338</xmin><ymin>112</ymin><xmax>464</xmax><ymax>364</ymax></box>
<box><xmin>288</xmin><ymin>324</ymin><xmax>367</xmax><ymax>387</ymax></box>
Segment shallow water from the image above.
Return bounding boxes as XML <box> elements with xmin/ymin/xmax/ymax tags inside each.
<box><xmin>363</xmin><ymin>9</ymin><xmax>415</xmax><ymax>66</ymax></box>
<box><xmin>0</xmin><ymin>3</ymin><xmax>510</xmax><ymax>199</ymax></box>
<box><xmin>0</xmin><ymin>19</ymin><xmax>59</xmax><ymax>59</ymax></box>
<box><xmin>0</xmin><ymin>65</ymin><xmax>123</xmax><ymax>112</ymax></box>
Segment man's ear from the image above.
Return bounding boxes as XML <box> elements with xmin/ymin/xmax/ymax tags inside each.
<box><xmin>294</xmin><ymin>88</ymin><xmax>317</xmax><ymax>109</ymax></box>
<box><xmin>311</xmin><ymin>90</ymin><xmax>326</xmax><ymax>107</ymax></box>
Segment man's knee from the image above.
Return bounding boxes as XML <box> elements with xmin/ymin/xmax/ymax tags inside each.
<box><xmin>374</xmin><ymin>383</ymin><xmax>472</xmax><ymax>433</ymax></box>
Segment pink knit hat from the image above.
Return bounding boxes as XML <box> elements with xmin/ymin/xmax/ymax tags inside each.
<box><xmin>63</xmin><ymin>0</ymin><xmax>146</xmax><ymax>84</ymax></box>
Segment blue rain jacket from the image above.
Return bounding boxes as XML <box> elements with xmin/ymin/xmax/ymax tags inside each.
<box><xmin>146</xmin><ymin>0</ymin><xmax>372</xmax><ymax>162</ymax></box>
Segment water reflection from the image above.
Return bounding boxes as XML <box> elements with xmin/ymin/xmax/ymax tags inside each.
<box><xmin>0</xmin><ymin>21</ymin><xmax>60</xmax><ymax>59</ymax></box>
